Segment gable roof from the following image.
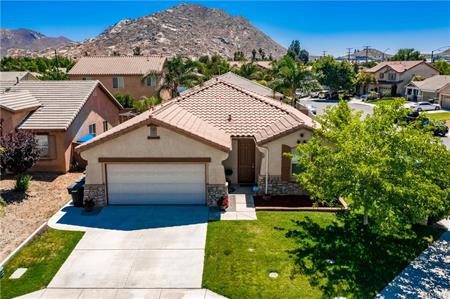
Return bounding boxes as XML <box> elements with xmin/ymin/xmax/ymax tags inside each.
<box><xmin>192</xmin><ymin>72</ymin><xmax>284</xmax><ymax>99</ymax></box>
<box><xmin>410</xmin><ymin>75</ymin><xmax>450</xmax><ymax>92</ymax></box>
<box><xmin>68</xmin><ymin>56</ymin><xmax>167</xmax><ymax>76</ymax></box>
<box><xmin>0</xmin><ymin>90</ymin><xmax>41</xmax><ymax>112</ymax></box>
<box><xmin>0</xmin><ymin>71</ymin><xmax>36</xmax><ymax>82</ymax></box>
<box><xmin>77</xmin><ymin>74</ymin><xmax>316</xmax><ymax>152</ymax></box>
<box><xmin>365</xmin><ymin>60</ymin><xmax>430</xmax><ymax>73</ymax></box>
<box><xmin>8</xmin><ymin>80</ymin><xmax>122</xmax><ymax>130</ymax></box>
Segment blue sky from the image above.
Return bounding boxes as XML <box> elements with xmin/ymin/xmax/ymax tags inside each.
<box><xmin>1</xmin><ymin>1</ymin><xmax>449</xmax><ymax>55</ymax></box>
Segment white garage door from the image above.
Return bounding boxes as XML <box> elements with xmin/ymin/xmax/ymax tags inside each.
<box><xmin>107</xmin><ymin>163</ymin><xmax>206</xmax><ymax>205</ymax></box>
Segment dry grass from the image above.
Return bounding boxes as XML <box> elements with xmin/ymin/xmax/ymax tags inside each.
<box><xmin>0</xmin><ymin>172</ymin><xmax>82</xmax><ymax>261</ymax></box>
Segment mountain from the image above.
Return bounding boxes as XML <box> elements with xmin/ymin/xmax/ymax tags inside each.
<box><xmin>5</xmin><ymin>4</ymin><xmax>286</xmax><ymax>59</ymax></box>
<box><xmin>0</xmin><ymin>28</ymin><xmax>72</xmax><ymax>56</ymax></box>
<box><xmin>351</xmin><ymin>48</ymin><xmax>391</xmax><ymax>61</ymax></box>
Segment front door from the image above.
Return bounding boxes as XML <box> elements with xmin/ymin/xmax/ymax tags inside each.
<box><xmin>238</xmin><ymin>139</ymin><xmax>255</xmax><ymax>184</ymax></box>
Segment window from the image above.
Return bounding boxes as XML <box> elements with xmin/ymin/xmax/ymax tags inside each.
<box><xmin>388</xmin><ymin>73</ymin><xmax>396</xmax><ymax>81</ymax></box>
<box><xmin>89</xmin><ymin>123</ymin><xmax>96</xmax><ymax>136</ymax></box>
<box><xmin>146</xmin><ymin>75</ymin><xmax>157</xmax><ymax>87</ymax></box>
<box><xmin>379</xmin><ymin>73</ymin><xmax>384</xmax><ymax>79</ymax></box>
<box><xmin>82</xmin><ymin>77</ymin><xmax>92</xmax><ymax>80</ymax></box>
<box><xmin>148</xmin><ymin>125</ymin><xmax>159</xmax><ymax>139</ymax></box>
<box><xmin>290</xmin><ymin>148</ymin><xmax>302</xmax><ymax>175</ymax></box>
<box><xmin>112</xmin><ymin>77</ymin><xmax>124</xmax><ymax>89</ymax></box>
<box><xmin>35</xmin><ymin>135</ymin><xmax>49</xmax><ymax>157</ymax></box>
<box><xmin>103</xmin><ymin>121</ymin><xmax>108</xmax><ymax>132</ymax></box>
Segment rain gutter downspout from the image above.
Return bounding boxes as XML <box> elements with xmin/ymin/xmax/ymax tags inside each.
<box><xmin>260</xmin><ymin>145</ymin><xmax>269</xmax><ymax>195</ymax></box>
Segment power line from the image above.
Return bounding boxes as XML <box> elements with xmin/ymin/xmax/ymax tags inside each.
<box><xmin>346</xmin><ymin>48</ymin><xmax>353</xmax><ymax>61</ymax></box>
<box><xmin>322</xmin><ymin>50</ymin><xmax>327</xmax><ymax>57</ymax></box>
<box><xmin>363</xmin><ymin>46</ymin><xmax>371</xmax><ymax>63</ymax></box>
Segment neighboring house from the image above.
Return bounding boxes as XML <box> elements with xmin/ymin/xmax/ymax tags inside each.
<box><xmin>0</xmin><ymin>71</ymin><xmax>39</xmax><ymax>91</ymax></box>
<box><xmin>364</xmin><ymin>60</ymin><xmax>439</xmax><ymax>96</ymax></box>
<box><xmin>181</xmin><ymin>72</ymin><xmax>284</xmax><ymax>100</ymax></box>
<box><xmin>405</xmin><ymin>75</ymin><xmax>450</xmax><ymax>108</ymax></box>
<box><xmin>68</xmin><ymin>56</ymin><xmax>167</xmax><ymax>99</ymax></box>
<box><xmin>76</xmin><ymin>75</ymin><xmax>316</xmax><ymax>207</ymax></box>
<box><xmin>0</xmin><ymin>81</ymin><xmax>122</xmax><ymax>172</ymax></box>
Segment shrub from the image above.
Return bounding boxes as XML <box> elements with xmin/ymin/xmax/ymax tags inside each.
<box><xmin>367</xmin><ymin>91</ymin><xmax>379</xmax><ymax>101</ymax></box>
<box><xmin>15</xmin><ymin>175</ymin><xmax>32</xmax><ymax>192</ymax></box>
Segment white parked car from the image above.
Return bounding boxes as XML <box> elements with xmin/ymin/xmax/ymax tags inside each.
<box><xmin>410</xmin><ymin>102</ymin><xmax>441</xmax><ymax>111</ymax></box>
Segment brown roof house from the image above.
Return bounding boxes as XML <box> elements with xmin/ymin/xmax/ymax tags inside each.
<box><xmin>0</xmin><ymin>80</ymin><xmax>122</xmax><ymax>173</ymax></box>
<box><xmin>364</xmin><ymin>60</ymin><xmax>439</xmax><ymax>96</ymax></box>
<box><xmin>76</xmin><ymin>74</ymin><xmax>317</xmax><ymax>207</ymax></box>
<box><xmin>0</xmin><ymin>71</ymin><xmax>39</xmax><ymax>91</ymax></box>
<box><xmin>405</xmin><ymin>75</ymin><xmax>450</xmax><ymax>109</ymax></box>
<box><xmin>68</xmin><ymin>56</ymin><xmax>167</xmax><ymax>99</ymax></box>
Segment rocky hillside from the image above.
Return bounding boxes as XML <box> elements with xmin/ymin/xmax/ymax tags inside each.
<box><xmin>0</xmin><ymin>28</ymin><xmax>72</xmax><ymax>56</ymax></box>
<box><xmin>6</xmin><ymin>4</ymin><xmax>286</xmax><ymax>59</ymax></box>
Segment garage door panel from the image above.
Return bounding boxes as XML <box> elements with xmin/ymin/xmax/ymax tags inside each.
<box><xmin>107</xmin><ymin>163</ymin><xmax>206</xmax><ymax>205</ymax></box>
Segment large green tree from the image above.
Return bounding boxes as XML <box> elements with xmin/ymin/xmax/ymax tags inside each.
<box><xmin>294</xmin><ymin>100</ymin><xmax>450</xmax><ymax>233</ymax></box>
<box><xmin>390</xmin><ymin>48</ymin><xmax>424</xmax><ymax>61</ymax></box>
<box><xmin>433</xmin><ymin>60</ymin><xmax>450</xmax><ymax>75</ymax></box>
<box><xmin>287</xmin><ymin>40</ymin><xmax>309</xmax><ymax>64</ymax></box>
<box><xmin>271</xmin><ymin>55</ymin><xmax>310</xmax><ymax>103</ymax></box>
<box><xmin>313</xmin><ymin>56</ymin><xmax>356</xmax><ymax>95</ymax></box>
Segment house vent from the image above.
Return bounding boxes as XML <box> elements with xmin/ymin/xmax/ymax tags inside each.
<box><xmin>228</xmin><ymin>114</ymin><xmax>232</xmax><ymax>121</ymax></box>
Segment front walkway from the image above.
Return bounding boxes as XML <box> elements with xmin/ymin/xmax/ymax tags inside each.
<box><xmin>378</xmin><ymin>219</ymin><xmax>450</xmax><ymax>298</ymax></box>
<box><xmin>209</xmin><ymin>186</ymin><xmax>257</xmax><ymax>221</ymax></box>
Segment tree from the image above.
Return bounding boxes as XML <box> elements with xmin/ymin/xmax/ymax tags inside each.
<box><xmin>114</xmin><ymin>92</ymin><xmax>134</xmax><ymax>108</ymax></box>
<box><xmin>390</xmin><ymin>48</ymin><xmax>424</xmax><ymax>61</ymax></box>
<box><xmin>258</xmin><ymin>48</ymin><xmax>266</xmax><ymax>60</ymax></box>
<box><xmin>271</xmin><ymin>55</ymin><xmax>310</xmax><ymax>104</ymax></box>
<box><xmin>233</xmin><ymin>51</ymin><xmax>245</xmax><ymax>61</ymax></box>
<box><xmin>133</xmin><ymin>96</ymin><xmax>161</xmax><ymax>112</ymax></box>
<box><xmin>251</xmin><ymin>49</ymin><xmax>257</xmax><ymax>61</ymax></box>
<box><xmin>313</xmin><ymin>56</ymin><xmax>356</xmax><ymax>95</ymax></box>
<box><xmin>0</xmin><ymin>130</ymin><xmax>40</xmax><ymax>189</ymax></box>
<box><xmin>287</xmin><ymin>40</ymin><xmax>309</xmax><ymax>64</ymax></box>
<box><xmin>293</xmin><ymin>100</ymin><xmax>450</xmax><ymax>233</ymax></box>
<box><xmin>133</xmin><ymin>46</ymin><xmax>141</xmax><ymax>56</ymax></box>
<box><xmin>356</xmin><ymin>72</ymin><xmax>376</xmax><ymax>94</ymax></box>
<box><xmin>433</xmin><ymin>60</ymin><xmax>450</xmax><ymax>75</ymax></box>
<box><xmin>159</xmin><ymin>56</ymin><xmax>204</xmax><ymax>98</ymax></box>
<box><xmin>39</xmin><ymin>69</ymin><xmax>69</xmax><ymax>80</ymax></box>
<box><xmin>200</xmin><ymin>54</ymin><xmax>230</xmax><ymax>78</ymax></box>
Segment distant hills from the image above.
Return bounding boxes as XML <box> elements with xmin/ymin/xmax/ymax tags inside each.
<box><xmin>0</xmin><ymin>28</ymin><xmax>72</xmax><ymax>56</ymax></box>
<box><xmin>2</xmin><ymin>4</ymin><xmax>286</xmax><ymax>59</ymax></box>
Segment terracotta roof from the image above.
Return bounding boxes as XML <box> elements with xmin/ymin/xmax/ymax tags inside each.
<box><xmin>77</xmin><ymin>102</ymin><xmax>231</xmax><ymax>152</ymax></box>
<box><xmin>68</xmin><ymin>56</ymin><xmax>167</xmax><ymax>76</ymax></box>
<box><xmin>0</xmin><ymin>91</ymin><xmax>41</xmax><ymax>112</ymax></box>
<box><xmin>9</xmin><ymin>81</ymin><xmax>122</xmax><ymax>130</ymax></box>
<box><xmin>77</xmin><ymin>74</ymin><xmax>316</xmax><ymax>152</ymax></box>
<box><xmin>365</xmin><ymin>60</ymin><xmax>427</xmax><ymax>73</ymax></box>
<box><xmin>189</xmin><ymin>72</ymin><xmax>284</xmax><ymax>99</ymax></box>
<box><xmin>175</xmin><ymin>78</ymin><xmax>315</xmax><ymax>143</ymax></box>
<box><xmin>410</xmin><ymin>75</ymin><xmax>450</xmax><ymax>92</ymax></box>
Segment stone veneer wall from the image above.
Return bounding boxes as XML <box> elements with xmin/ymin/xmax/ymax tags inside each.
<box><xmin>84</xmin><ymin>184</ymin><xmax>106</xmax><ymax>207</ymax></box>
<box><xmin>257</xmin><ymin>175</ymin><xmax>307</xmax><ymax>195</ymax></box>
<box><xmin>206</xmin><ymin>184</ymin><xmax>228</xmax><ymax>206</ymax></box>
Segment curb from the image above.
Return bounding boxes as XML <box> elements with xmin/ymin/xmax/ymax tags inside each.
<box><xmin>0</xmin><ymin>222</ymin><xmax>48</xmax><ymax>267</ymax></box>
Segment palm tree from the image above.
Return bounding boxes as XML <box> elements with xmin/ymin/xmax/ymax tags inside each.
<box><xmin>159</xmin><ymin>56</ymin><xmax>204</xmax><ymax>98</ymax></box>
<box><xmin>271</xmin><ymin>55</ymin><xmax>310</xmax><ymax>105</ymax></box>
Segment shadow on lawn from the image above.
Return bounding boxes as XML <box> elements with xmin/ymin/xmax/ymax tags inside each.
<box><xmin>285</xmin><ymin>212</ymin><xmax>442</xmax><ymax>298</ymax></box>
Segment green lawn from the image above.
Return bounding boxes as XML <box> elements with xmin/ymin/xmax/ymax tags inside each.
<box><xmin>203</xmin><ymin>211</ymin><xmax>443</xmax><ymax>299</ymax></box>
<box><xmin>371</xmin><ymin>97</ymin><xmax>406</xmax><ymax>106</ymax></box>
<box><xmin>426</xmin><ymin>112</ymin><xmax>450</xmax><ymax>122</ymax></box>
<box><xmin>0</xmin><ymin>228</ymin><xmax>84</xmax><ymax>299</ymax></box>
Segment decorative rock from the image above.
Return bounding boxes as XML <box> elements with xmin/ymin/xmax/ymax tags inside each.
<box><xmin>257</xmin><ymin>175</ymin><xmax>307</xmax><ymax>196</ymax></box>
<box><xmin>206</xmin><ymin>184</ymin><xmax>228</xmax><ymax>206</ymax></box>
<box><xmin>9</xmin><ymin>267</ymin><xmax>27</xmax><ymax>279</ymax></box>
<box><xmin>269</xmin><ymin>271</ymin><xmax>278</xmax><ymax>278</ymax></box>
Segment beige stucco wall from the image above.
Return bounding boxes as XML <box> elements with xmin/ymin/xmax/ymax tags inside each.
<box><xmin>80</xmin><ymin>126</ymin><xmax>229</xmax><ymax>185</ymax></box>
<box><xmin>259</xmin><ymin>128</ymin><xmax>313</xmax><ymax>176</ymax></box>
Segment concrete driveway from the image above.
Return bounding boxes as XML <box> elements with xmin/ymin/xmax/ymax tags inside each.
<box><xmin>47</xmin><ymin>205</ymin><xmax>208</xmax><ymax>289</ymax></box>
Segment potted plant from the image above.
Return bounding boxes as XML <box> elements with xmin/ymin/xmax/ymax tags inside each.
<box><xmin>217</xmin><ymin>196</ymin><xmax>229</xmax><ymax>211</ymax></box>
<box><xmin>84</xmin><ymin>198</ymin><xmax>96</xmax><ymax>212</ymax></box>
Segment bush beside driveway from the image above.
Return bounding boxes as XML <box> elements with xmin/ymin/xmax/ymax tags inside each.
<box><xmin>0</xmin><ymin>172</ymin><xmax>82</xmax><ymax>261</ymax></box>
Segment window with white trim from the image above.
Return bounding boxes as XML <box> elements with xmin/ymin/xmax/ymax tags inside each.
<box><xmin>112</xmin><ymin>76</ymin><xmax>124</xmax><ymax>89</ymax></box>
<box><xmin>290</xmin><ymin>148</ymin><xmax>302</xmax><ymax>175</ymax></box>
<box><xmin>35</xmin><ymin>135</ymin><xmax>49</xmax><ymax>157</ymax></box>
<box><xmin>149</xmin><ymin>125</ymin><xmax>158</xmax><ymax>138</ymax></box>
<box><xmin>103</xmin><ymin>121</ymin><xmax>108</xmax><ymax>132</ymax></box>
<box><xmin>379</xmin><ymin>73</ymin><xmax>384</xmax><ymax>79</ymax></box>
<box><xmin>146</xmin><ymin>75</ymin><xmax>157</xmax><ymax>87</ymax></box>
<box><xmin>89</xmin><ymin>123</ymin><xmax>96</xmax><ymax>136</ymax></box>
<box><xmin>388</xmin><ymin>73</ymin><xmax>396</xmax><ymax>81</ymax></box>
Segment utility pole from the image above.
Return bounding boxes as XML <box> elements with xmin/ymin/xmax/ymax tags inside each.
<box><xmin>322</xmin><ymin>50</ymin><xmax>327</xmax><ymax>58</ymax></box>
<box><xmin>363</xmin><ymin>46</ymin><xmax>370</xmax><ymax>63</ymax></box>
<box><xmin>346</xmin><ymin>48</ymin><xmax>353</xmax><ymax>61</ymax></box>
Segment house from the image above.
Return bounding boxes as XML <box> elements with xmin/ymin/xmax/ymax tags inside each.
<box><xmin>76</xmin><ymin>75</ymin><xmax>316</xmax><ymax>207</ymax></box>
<box><xmin>364</xmin><ymin>60</ymin><xmax>439</xmax><ymax>96</ymax></box>
<box><xmin>0</xmin><ymin>71</ymin><xmax>39</xmax><ymax>91</ymax></box>
<box><xmin>68</xmin><ymin>56</ymin><xmax>167</xmax><ymax>99</ymax></box>
<box><xmin>405</xmin><ymin>75</ymin><xmax>450</xmax><ymax>109</ymax></box>
<box><xmin>0</xmin><ymin>81</ymin><xmax>122</xmax><ymax>172</ymax></box>
<box><xmin>181</xmin><ymin>72</ymin><xmax>284</xmax><ymax>100</ymax></box>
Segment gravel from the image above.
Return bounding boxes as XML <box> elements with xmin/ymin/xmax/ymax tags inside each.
<box><xmin>0</xmin><ymin>172</ymin><xmax>82</xmax><ymax>261</ymax></box>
